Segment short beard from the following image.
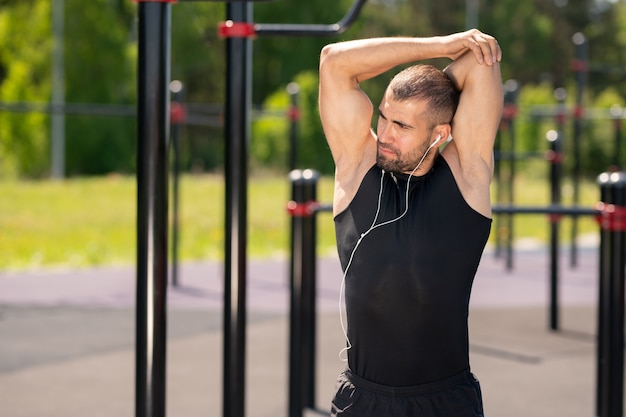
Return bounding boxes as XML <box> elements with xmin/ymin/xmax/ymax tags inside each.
<box><xmin>376</xmin><ymin>142</ymin><xmax>432</xmax><ymax>174</ymax></box>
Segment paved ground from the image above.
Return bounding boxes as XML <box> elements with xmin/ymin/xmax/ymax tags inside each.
<box><xmin>0</xmin><ymin>244</ymin><xmax>616</xmax><ymax>417</ymax></box>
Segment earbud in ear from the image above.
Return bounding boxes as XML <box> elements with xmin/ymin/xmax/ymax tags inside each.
<box><xmin>433</xmin><ymin>134</ymin><xmax>442</xmax><ymax>146</ymax></box>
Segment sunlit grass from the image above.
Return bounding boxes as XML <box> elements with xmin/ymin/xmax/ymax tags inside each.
<box><xmin>0</xmin><ymin>170</ymin><xmax>601</xmax><ymax>271</ymax></box>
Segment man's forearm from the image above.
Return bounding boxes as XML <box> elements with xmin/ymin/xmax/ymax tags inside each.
<box><xmin>320</xmin><ymin>37</ymin><xmax>450</xmax><ymax>84</ymax></box>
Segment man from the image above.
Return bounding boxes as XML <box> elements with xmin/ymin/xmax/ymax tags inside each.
<box><xmin>318</xmin><ymin>30</ymin><xmax>502</xmax><ymax>416</ymax></box>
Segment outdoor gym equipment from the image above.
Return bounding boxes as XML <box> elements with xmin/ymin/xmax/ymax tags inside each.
<box><xmin>133</xmin><ymin>1</ymin><xmax>367</xmax><ymax>417</ymax></box>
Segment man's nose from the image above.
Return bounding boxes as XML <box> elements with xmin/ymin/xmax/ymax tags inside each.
<box><xmin>377</xmin><ymin>123</ymin><xmax>392</xmax><ymax>143</ymax></box>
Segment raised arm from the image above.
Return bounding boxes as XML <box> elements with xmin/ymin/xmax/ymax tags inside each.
<box><xmin>439</xmin><ymin>34</ymin><xmax>502</xmax><ymax>217</ymax></box>
<box><xmin>443</xmin><ymin>46</ymin><xmax>503</xmax><ymax>179</ymax></box>
<box><xmin>318</xmin><ymin>30</ymin><xmax>501</xmax><ymax>215</ymax></box>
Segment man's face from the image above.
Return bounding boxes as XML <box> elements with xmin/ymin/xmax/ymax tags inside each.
<box><xmin>376</xmin><ymin>91</ymin><xmax>433</xmax><ymax>174</ymax></box>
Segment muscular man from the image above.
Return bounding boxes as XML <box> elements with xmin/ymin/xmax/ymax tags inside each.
<box><xmin>318</xmin><ymin>30</ymin><xmax>503</xmax><ymax>416</ymax></box>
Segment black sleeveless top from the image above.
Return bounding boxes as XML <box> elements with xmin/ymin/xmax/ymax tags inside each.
<box><xmin>334</xmin><ymin>155</ymin><xmax>491</xmax><ymax>387</ymax></box>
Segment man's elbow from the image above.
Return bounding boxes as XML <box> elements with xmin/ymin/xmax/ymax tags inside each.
<box><xmin>319</xmin><ymin>44</ymin><xmax>339</xmax><ymax>72</ymax></box>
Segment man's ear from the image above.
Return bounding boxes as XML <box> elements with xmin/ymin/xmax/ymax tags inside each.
<box><xmin>434</xmin><ymin>124</ymin><xmax>452</xmax><ymax>145</ymax></box>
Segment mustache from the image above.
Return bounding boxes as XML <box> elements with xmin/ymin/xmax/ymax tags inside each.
<box><xmin>377</xmin><ymin>143</ymin><xmax>397</xmax><ymax>153</ymax></box>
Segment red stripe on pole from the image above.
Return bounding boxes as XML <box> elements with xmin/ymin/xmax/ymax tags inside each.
<box><xmin>596</xmin><ymin>202</ymin><xmax>626</xmax><ymax>231</ymax></box>
<box><xmin>571</xmin><ymin>59</ymin><xmax>588</xmax><ymax>72</ymax></box>
<box><xmin>218</xmin><ymin>21</ymin><xmax>256</xmax><ymax>38</ymax></box>
<box><xmin>287</xmin><ymin>200</ymin><xmax>319</xmax><ymax>217</ymax></box>
<box><xmin>502</xmin><ymin>104</ymin><xmax>518</xmax><ymax>120</ymax></box>
<box><xmin>573</xmin><ymin>105</ymin><xmax>585</xmax><ymax>120</ymax></box>
<box><xmin>170</xmin><ymin>102</ymin><xmax>186</xmax><ymax>124</ymax></box>
<box><xmin>548</xmin><ymin>213</ymin><xmax>562</xmax><ymax>224</ymax></box>
<box><xmin>287</xmin><ymin>105</ymin><xmax>300</xmax><ymax>121</ymax></box>
<box><xmin>545</xmin><ymin>150</ymin><xmax>564</xmax><ymax>164</ymax></box>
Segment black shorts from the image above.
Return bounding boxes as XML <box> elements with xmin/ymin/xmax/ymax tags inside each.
<box><xmin>330</xmin><ymin>368</ymin><xmax>484</xmax><ymax>417</ymax></box>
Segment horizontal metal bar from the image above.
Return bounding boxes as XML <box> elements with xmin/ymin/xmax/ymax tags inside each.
<box><xmin>313</xmin><ymin>203</ymin><xmax>600</xmax><ymax>217</ymax></box>
<box><xmin>492</xmin><ymin>205</ymin><xmax>599</xmax><ymax>216</ymax></box>
<box><xmin>315</xmin><ymin>203</ymin><xmax>333</xmax><ymax>213</ymax></box>
<box><xmin>0</xmin><ymin>101</ymin><xmax>224</xmax><ymax>127</ymax></box>
<box><xmin>255</xmin><ymin>0</ymin><xmax>366</xmax><ymax>36</ymax></box>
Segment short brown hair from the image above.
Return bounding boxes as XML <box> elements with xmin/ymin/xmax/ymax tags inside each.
<box><xmin>388</xmin><ymin>64</ymin><xmax>460</xmax><ymax>128</ymax></box>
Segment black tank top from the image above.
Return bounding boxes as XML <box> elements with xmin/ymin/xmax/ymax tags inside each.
<box><xmin>334</xmin><ymin>155</ymin><xmax>491</xmax><ymax>387</ymax></box>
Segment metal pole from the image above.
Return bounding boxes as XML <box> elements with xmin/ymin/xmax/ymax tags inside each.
<box><xmin>301</xmin><ymin>172</ymin><xmax>318</xmax><ymax>410</ymax></box>
<box><xmin>135</xmin><ymin>2</ymin><xmax>171</xmax><ymax>417</ymax></box>
<box><xmin>288</xmin><ymin>171</ymin><xmax>306</xmax><ymax>417</ymax></box>
<box><xmin>571</xmin><ymin>33</ymin><xmax>587</xmax><ymax>268</ymax></box>
<box><xmin>465</xmin><ymin>0</ymin><xmax>479</xmax><ymax>30</ymax></box>
<box><xmin>596</xmin><ymin>171</ymin><xmax>626</xmax><ymax>417</ymax></box>
<box><xmin>547</xmin><ymin>129</ymin><xmax>562</xmax><ymax>331</ymax></box>
<box><xmin>597</xmin><ymin>175</ymin><xmax>610</xmax><ymax>417</ymax></box>
<box><xmin>503</xmin><ymin>80</ymin><xmax>519</xmax><ymax>271</ymax></box>
<box><xmin>51</xmin><ymin>0</ymin><xmax>65</xmax><ymax>179</ymax></box>
<box><xmin>611</xmin><ymin>105</ymin><xmax>623</xmax><ymax>169</ymax></box>
<box><xmin>254</xmin><ymin>0</ymin><xmax>367</xmax><ymax>36</ymax></box>
<box><xmin>287</xmin><ymin>82</ymin><xmax>300</xmax><ymax>171</ymax></box>
<box><xmin>223</xmin><ymin>3</ymin><xmax>252</xmax><ymax>417</ymax></box>
<box><xmin>287</xmin><ymin>169</ymin><xmax>320</xmax><ymax>417</ymax></box>
<box><xmin>170</xmin><ymin>80</ymin><xmax>185</xmax><ymax>287</ymax></box>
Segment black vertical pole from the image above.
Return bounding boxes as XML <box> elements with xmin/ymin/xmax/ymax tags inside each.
<box><xmin>503</xmin><ymin>80</ymin><xmax>519</xmax><ymax>271</ymax></box>
<box><xmin>288</xmin><ymin>171</ymin><xmax>305</xmax><ymax>417</ymax></box>
<box><xmin>223</xmin><ymin>3</ymin><xmax>252</xmax><ymax>417</ymax></box>
<box><xmin>135</xmin><ymin>2</ymin><xmax>171</xmax><ymax>417</ymax></box>
<box><xmin>596</xmin><ymin>172</ymin><xmax>626</xmax><ymax>417</ymax></box>
<box><xmin>607</xmin><ymin>176</ymin><xmax>626</xmax><ymax>417</ymax></box>
<box><xmin>597</xmin><ymin>175</ymin><xmax>611</xmax><ymax>417</ymax></box>
<box><xmin>301</xmin><ymin>171</ymin><xmax>318</xmax><ymax>411</ymax></box>
<box><xmin>287</xmin><ymin>82</ymin><xmax>300</xmax><ymax>172</ymax></box>
<box><xmin>571</xmin><ymin>33</ymin><xmax>587</xmax><ymax>268</ymax></box>
<box><xmin>170</xmin><ymin>80</ymin><xmax>185</xmax><ymax>288</ymax></box>
<box><xmin>612</xmin><ymin>106</ymin><xmax>623</xmax><ymax>170</ymax></box>
<box><xmin>547</xmin><ymin>129</ymin><xmax>562</xmax><ymax>331</ymax></box>
<box><xmin>288</xmin><ymin>169</ymin><xmax>320</xmax><ymax>417</ymax></box>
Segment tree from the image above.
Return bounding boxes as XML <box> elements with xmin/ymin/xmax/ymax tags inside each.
<box><xmin>0</xmin><ymin>0</ymin><xmax>51</xmax><ymax>178</ymax></box>
<box><xmin>64</xmin><ymin>0</ymin><xmax>136</xmax><ymax>176</ymax></box>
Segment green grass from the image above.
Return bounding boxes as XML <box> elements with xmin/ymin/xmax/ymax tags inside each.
<box><xmin>0</xmin><ymin>171</ymin><xmax>601</xmax><ymax>271</ymax></box>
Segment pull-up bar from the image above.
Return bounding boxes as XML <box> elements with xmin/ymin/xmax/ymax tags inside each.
<box><xmin>255</xmin><ymin>0</ymin><xmax>367</xmax><ymax>36</ymax></box>
<box><xmin>135</xmin><ymin>1</ymin><xmax>367</xmax><ymax>417</ymax></box>
<box><xmin>219</xmin><ymin>2</ymin><xmax>367</xmax><ymax>417</ymax></box>
<box><xmin>217</xmin><ymin>0</ymin><xmax>368</xmax><ymax>38</ymax></box>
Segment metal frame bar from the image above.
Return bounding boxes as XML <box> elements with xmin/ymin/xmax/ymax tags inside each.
<box><xmin>254</xmin><ymin>0</ymin><xmax>367</xmax><ymax>36</ymax></box>
<box><xmin>135</xmin><ymin>2</ymin><xmax>171</xmax><ymax>417</ymax></box>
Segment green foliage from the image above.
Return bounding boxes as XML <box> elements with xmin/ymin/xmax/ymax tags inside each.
<box><xmin>1</xmin><ymin>0</ymin><xmax>626</xmax><ymax>179</ymax></box>
<box><xmin>252</xmin><ymin>0</ymin><xmax>353</xmax><ymax>103</ymax></box>
<box><xmin>0</xmin><ymin>0</ymin><xmax>51</xmax><ymax>178</ymax></box>
<box><xmin>168</xmin><ymin>2</ymin><xmax>225</xmax><ymax>173</ymax></box>
<box><xmin>292</xmin><ymin>71</ymin><xmax>334</xmax><ymax>173</ymax></box>
<box><xmin>64</xmin><ymin>0</ymin><xmax>136</xmax><ymax>175</ymax></box>
<box><xmin>171</xmin><ymin>2</ymin><xmax>225</xmax><ymax>103</ymax></box>
<box><xmin>516</xmin><ymin>83</ymin><xmax>559</xmax><ymax>154</ymax></box>
<box><xmin>583</xmin><ymin>88</ymin><xmax>625</xmax><ymax>173</ymax></box>
<box><xmin>587</xmin><ymin>1</ymin><xmax>626</xmax><ymax>99</ymax></box>
<box><xmin>251</xmin><ymin>71</ymin><xmax>334</xmax><ymax>174</ymax></box>
<box><xmin>251</xmin><ymin>87</ymin><xmax>290</xmax><ymax>171</ymax></box>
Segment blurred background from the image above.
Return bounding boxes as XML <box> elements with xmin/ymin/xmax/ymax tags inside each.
<box><xmin>1</xmin><ymin>0</ymin><xmax>625</xmax><ymax>269</ymax></box>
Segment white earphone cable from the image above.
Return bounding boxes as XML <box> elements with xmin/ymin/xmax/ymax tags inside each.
<box><xmin>337</xmin><ymin>138</ymin><xmax>440</xmax><ymax>360</ymax></box>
